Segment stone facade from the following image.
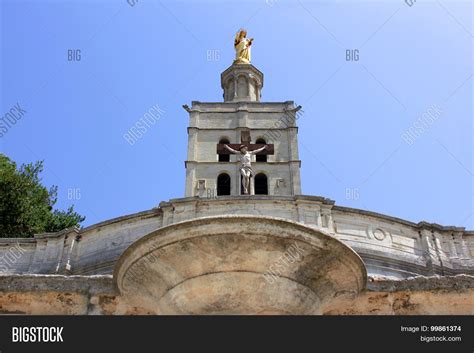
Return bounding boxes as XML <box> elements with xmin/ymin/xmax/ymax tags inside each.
<box><xmin>1</xmin><ymin>196</ymin><xmax>471</xmax><ymax>280</ymax></box>
<box><xmin>0</xmin><ymin>59</ymin><xmax>472</xmax><ymax>315</ymax></box>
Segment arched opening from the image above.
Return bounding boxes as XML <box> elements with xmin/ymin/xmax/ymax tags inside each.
<box><xmin>218</xmin><ymin>138</ymin><xmax>230</xmax><ymax>162</ymax></box>
<box><xmin>217</xmin><ymin>173</ymin><xmax>231</xmax><ymax>196</ymax></box>
<box><xmin>254</xmin><ymin>173</ymin><xmax>268</xmax><ymax>195</ymax></box>
<box><xmin>255</xmin><ymin>138</ymin><xmax>267</xmax><ymax>162</ymax></box>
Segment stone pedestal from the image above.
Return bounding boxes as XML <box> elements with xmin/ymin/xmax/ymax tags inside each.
<box><xmin>221</xmin><ymin>63</ymin><xmax>263</xmax><ymax>102</ymax></box>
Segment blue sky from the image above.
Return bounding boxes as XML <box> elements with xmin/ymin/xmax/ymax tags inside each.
<box><xmin>1</xmin><ymin>0</ymin><xmax>472</xmax><ymax>229</ymax></box>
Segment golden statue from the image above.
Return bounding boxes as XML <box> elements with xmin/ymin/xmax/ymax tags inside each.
<box><xmin>234</xmin><ymin>29</ymin><xmax>253</xmax><ymax>64</ymax></box>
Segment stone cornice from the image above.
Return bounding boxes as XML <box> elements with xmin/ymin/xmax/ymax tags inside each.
<box><xmin>367</xmin><ymin>274</ymin><xmax>474</xmax><ymax>292</ymax></box>
<box><xmin>184</xmin><ymin>101</ymin><xmax>296</xmax><ymax>113</ymax></box>
<box><xmin>187</xmin><ymin>126</ymin><xmax>298</xmax><ymax>131</ymax></box>
<box><xmin>34</xmin><ymin>227</ymin><xmax>80</xmax><ymax>240</ymax></box>
<box><xmin>80</xmin><ymin>209</ymin><xmax>161</xmax><ymax>233</ymax></box>
<box><xmin>159</xmin><ymin>195</ymin><xmax>335</xmax><ymax>208</ymax></box>
<box><xmin>1</xmin><ymin>272</ymin><xmax>472</xmax><ymax>294</ymax></box>
<box><xmin>332</xmin><ymin>205</ymin><xmax>468</xmax><ymax>232</ymax></box>
<box><xmin>0</xmin><ymin>274</ymin><xmax>116</xmax><ymax>295</ymax></box>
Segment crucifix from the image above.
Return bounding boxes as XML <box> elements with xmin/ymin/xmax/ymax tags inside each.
<box><xmin>216</xmin><ymin>130</ymin><xmax>274</xmax><ymax>195</ymax></box>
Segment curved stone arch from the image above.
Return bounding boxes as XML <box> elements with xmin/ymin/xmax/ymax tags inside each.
<box><xmin>218</xmin><ymin>136</ymin><xmax>231</xmax><ymax>143</ymax></box>
<box><xmin>216</xmin><ymin>168</ymin><xmax>233</xmax><ymax>175</ymax></box>
<box><xmin>218</xmin><ymin>137</ymin><xmax>231</xmax><ymax>162</ymax></box>
<box><xmin>253</xmin><ymin>170</ymin><xmax>269</xmax><ymax>177</ymax></box>
<box><xmin>216</xmin><ymin>172</ymin><xmax>232</xmax><ymax>196</ymax></box>
<box><xmin>253</xmin><ymin>171</ymin><xmax>269</xmax><ymax>195</ymax></box>
<box><xmin>254</xmin><ymin>136</ymin><xmax>269</xmax><ymax>147</ymax></box>
<box><xmin>247</xmin><ymin>73</ymin><xmax>262</xmax><ymax>88</ymax></box>
<box><xmin>114</xmin><ymin>215</ymin><xmax>367</xmax><ymax>314</ymax></box>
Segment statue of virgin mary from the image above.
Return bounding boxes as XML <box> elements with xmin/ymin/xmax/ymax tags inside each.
<box><xmin>234</xmin><ymin>29</ymin><xmax>253</xmax><ymax>64</ymax></box>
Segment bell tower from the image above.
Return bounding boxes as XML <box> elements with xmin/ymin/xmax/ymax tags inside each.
<box><xmin>183</xmin><ymin>31</ymin><xmax>302</xmax><ymax>198</ymax></box>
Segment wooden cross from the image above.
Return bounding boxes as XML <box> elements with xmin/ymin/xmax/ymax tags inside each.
<box><xmin>216</xmin><ymin>130</ymin><xmax>274</xmax><ymax>156</ymax></box>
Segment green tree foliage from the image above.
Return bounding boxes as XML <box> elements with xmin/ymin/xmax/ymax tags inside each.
<box><xmin>0</xmin><ymin>154</ymin><xmax>85</xmax><ymax>237</ymax></box>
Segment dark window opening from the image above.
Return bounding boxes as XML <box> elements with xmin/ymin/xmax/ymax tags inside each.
<box><xmin>254</xmin><ymin>173</ymin><xmax>268</xmax><ymax>195</ymax></box>
<box><xmin>217</xmin><ymin>173</ymin><xmax>231</xmax><ymax>196</ymax></box>
<box><xmin>219</xmin><ymin>138</ymin><xmax>230</xmax><ymax>162</ymax></box>
<box><xmin>255</xmin><ymin>138</ymin><xmax>267</xmax><ymax>162</ymax></box>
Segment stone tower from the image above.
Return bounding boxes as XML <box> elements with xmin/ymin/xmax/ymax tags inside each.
<box><xmin>183</xmin><ymin>61</ymin><xmax>302</xmax><ymax>197</ymax></box>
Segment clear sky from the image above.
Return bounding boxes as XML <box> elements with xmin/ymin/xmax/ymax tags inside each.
<box><xmin>1</xmin><ymin>0</ymin><xmax>472</xmax><ymax>229</ymax></box>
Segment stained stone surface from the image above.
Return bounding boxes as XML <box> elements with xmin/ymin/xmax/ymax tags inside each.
<box><xmin>0</xmin><ymin>273</ymin><xmax>472</xmax><ymax>315</ymax></box>
<box><xmin>114</xmin><ymin>216</ymin><xmax>366</xmax><ymax>314</ymax></box>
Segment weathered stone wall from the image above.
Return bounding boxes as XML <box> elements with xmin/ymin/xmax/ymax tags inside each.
<box><xmin>323</xmin><ymin>275</ymin><xmax>474</xmax><ymax>315</ymax></box>
<box><xmin>0</xmin><ymin>274</ymin><xmax>471</xmax><ymax>315</ymax></box>
<box><xmin>0</xmin><ymin>196</ymin><xmax>472</xmax><ymax>279</ymax></box>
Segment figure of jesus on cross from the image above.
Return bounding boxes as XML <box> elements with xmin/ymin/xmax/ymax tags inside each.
<box><xmin>216</xmin><ymin>130</ymin><xmax>274</xmax><ymax>195</ymax></box>
<box><xmin>224</xmin><ymin>144</ymin><xmax>267</xmax><ymax>195</ymax></box>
